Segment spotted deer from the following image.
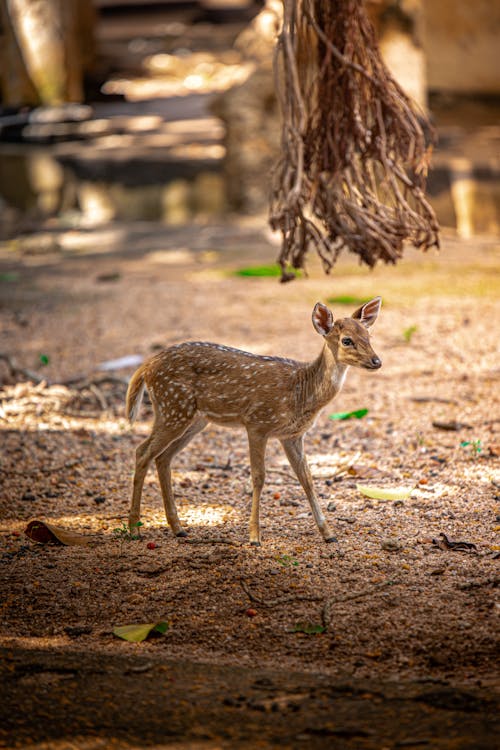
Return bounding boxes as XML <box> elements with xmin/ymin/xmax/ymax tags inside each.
<box><xmin>126</xmin><ymin>297</ymin><xmax>382</xmax><ymax>545</ymax></box>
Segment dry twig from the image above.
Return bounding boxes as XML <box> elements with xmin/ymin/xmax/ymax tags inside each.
<box><xmin>0</xmin><ymin>352</ymin><xmax>44</xmax><ymax>384</ymax></box>
<box><xmin>240</xmin><ymin>579</ymin><xmax>322</xmax><ymax>607</ymax></box>
<box><xmin>270</xmin><ymin>0</ymin><xmax>439</xmax><ymax>280</ymax></box>
<box><xmin>321</xmin><ymin>579</ymin><xmax>398</xmax><ymax>629</ymax></box>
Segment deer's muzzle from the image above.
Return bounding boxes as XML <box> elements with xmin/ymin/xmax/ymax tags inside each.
<box><xmin>366</xmin><ymin>356</ymin><xmax>382</xmax><ymax>370</ymax></box>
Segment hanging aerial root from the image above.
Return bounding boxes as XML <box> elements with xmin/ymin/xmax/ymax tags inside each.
<box><xmin>270</xmin><ymin>0</ymin><xmax>440</xmax><ymax>281</ymax></box>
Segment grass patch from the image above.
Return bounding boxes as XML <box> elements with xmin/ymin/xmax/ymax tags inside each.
<box><xmin>327</xmin><ymin>295</ymin><xmax>371</xmax><ymax>306</ymax></box>
<box><xmin>234</xmin><ymin>264</ymin><xmax>300</xmax><ymax>279</ymax></box>
<box><xmin>0</xmin><ymin>272</ymin><xmax>20</xmax><ymax>283</ymax></box>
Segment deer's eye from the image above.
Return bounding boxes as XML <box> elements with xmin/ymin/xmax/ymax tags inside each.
<box><xmin>342</xmin><ymin>337</ymin><xmax>354</xmax><ymax>347</ymax></box>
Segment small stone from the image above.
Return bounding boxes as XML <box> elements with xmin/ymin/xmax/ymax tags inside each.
<box><xmin>430</xmin><ymin>568</ymin><xmax>446</xmax><ymax>576</ymax></box>
<box><xmin>393</xmin><ymin>500</ymin><xmax>404</xmax><ymax>507</ymax></box>
<box><xmin>381</xmin><ymin>538</ymin><xmax>402</xmax><ymax>552</ymax></box>
<box><xmin>279</xmin><ymin>498</ymin><xmax>300</xmax><ymax>507</ymax></box>
<box><xmin>93</xmin><ymin>496</ymin><xmax>106</xmax><ymax>504</ymax></box>
<box><xmin>22</xmin><ymin>492</ymin><xmax>37</xmax><ymax>502</ymax></box>
<box><xmin>326</xmin><ymin>502</ymin><xmax>336</xmax><ymax>512</ymax></box>
<box><xmin>65</xmin><ymin>625</ymin><xmax>92</xmax><ymax>637</ymax></box>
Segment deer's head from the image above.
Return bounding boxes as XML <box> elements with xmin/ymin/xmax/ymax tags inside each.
<box><xmin>312</xmin><ymin>297</ymin><xmax>382</xmax><ymax>370</ymax></box>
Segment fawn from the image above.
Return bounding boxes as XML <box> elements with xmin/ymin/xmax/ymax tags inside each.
<box><xmin>126</xmin><ymin>296</ymin><xmax>382</xmax><ymax>545</ymax></box>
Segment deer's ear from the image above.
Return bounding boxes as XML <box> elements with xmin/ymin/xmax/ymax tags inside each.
<box><xmin>352</xmin><ymin>296</ymin><xmax>382</xmax><ymax>329</ymax></box>
<box><xmin>312</xmin><ymin>302</ymin><xmax>334</xmax><ymax>336</ymax></box>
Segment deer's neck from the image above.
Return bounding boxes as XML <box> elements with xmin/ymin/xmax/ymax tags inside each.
<box><xmin>298</xmin><ymin>344</ymin><xmax>348</xmax><ymax>411</ymax></box>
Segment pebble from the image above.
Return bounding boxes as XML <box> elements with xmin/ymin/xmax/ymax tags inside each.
<box><xmin>21</xmin><ymin>492</ymin><xmax>36</xmax><ymax>502</ymax></box>
<box><xmin>327</xmin><ymin>501</ymin><xmax>336</xmax><ymax>512</ymax></box>
<box><xmin>381</xmin><ymin>538</ymin><xmax>402</xmax><ymax>552</ymax></box>
<box><xmin>279</xmin><ymin>498</ymin><xmax>300</xmax><ymax>507</ymax></box>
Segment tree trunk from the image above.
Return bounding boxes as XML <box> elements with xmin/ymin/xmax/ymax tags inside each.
<box><xmin>0</xmin><ymin>0</ymin><xmax>96</xmax><ymax>107</ymax></box>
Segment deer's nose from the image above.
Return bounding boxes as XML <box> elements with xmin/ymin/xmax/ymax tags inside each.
<box><xmin>370</xmin><ymin>356</ymin><xmax>382</xmax><ymax>369</ymax></box>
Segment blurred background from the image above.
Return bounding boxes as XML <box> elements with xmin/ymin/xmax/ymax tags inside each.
<box><xmin>0</xmin><ymin>0</ymin><xmax>498</xmax><ymax>240</ymax></box>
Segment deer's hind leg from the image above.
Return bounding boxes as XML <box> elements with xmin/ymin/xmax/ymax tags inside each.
<box><xmin>155</xmin><ymin>416</ymin><xmax>208</xmax><ymax>537</ymax></box>
<box><xmin>129</xmin><ymin>422</ymin><xmax>180</xmax><ymax>533</ymax></box>
<box><xmin>129</xmin><ymin>386</ymin><xmax>199</xmax><ymax>533</ymax></box>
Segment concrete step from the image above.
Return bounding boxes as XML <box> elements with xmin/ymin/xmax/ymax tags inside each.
<box><xmin>0</xmin><ymin>94</ymin><xmax>227</xmax><ymax>224</ymax></box>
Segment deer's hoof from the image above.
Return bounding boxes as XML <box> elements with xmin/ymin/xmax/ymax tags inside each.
<box><xmin>175</xmin><ymin>530</ymin><xmax>188</xmax><ymax>538</ymax></box>
<box><xmin>324</xmin><ymin>536</ymin><xmax>338</xmax><ymax>544</ymax></box>
<box><xmin>250</xmin><ymin>541</ymin><xmax>262</xmax><ymax>547</ymax></box>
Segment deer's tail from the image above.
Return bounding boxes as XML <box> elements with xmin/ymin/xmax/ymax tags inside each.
<box><xmin>126</xmin><ymin>364</ymin><xmax>147</xmax><ymax>423</ymax></box>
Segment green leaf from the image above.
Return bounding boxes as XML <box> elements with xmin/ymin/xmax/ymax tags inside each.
<box><xmin>276</xmin><ymin>554</ymin><xmax>299</xmax><ymax>567</ymax></box>
<box><xmin>293</xmin><ymin>622</ymin><xmax>326</xmax><ymax>635</ymax></box>
<box><xmin>152</xmin><ymin>621</ymin><xmax>169</xmax><ymax>635</ymax></box>
<box><xmin>357</xmin><ymin>484</ymin><xmax>415</xmax><ymax>501</ymax></box>
<box><xmin>328</xmin><ymin>408</ymin><xmax>369</xmax><ymax>421</ymax></box>
<box><xmin>235</xmin><ymin>264</ymin><xmax>299</xmax><ymax>278</ymax></box>
<box><xmin>327</xmin><ymin>295</ymin><xmax>371</xmax><ymax>306</ymax></box>
<box><xmin>113</xmin><ymin>621</ymin><xmax>169</xmax><ymax>642</ymax></box>
<box><xmin>0</xmin><ymin>272</ymin><xmax>20</xmax><ymax>283</ymax></box>
<box><xmin>403</xmin><ymin>325</ymin><xmax>418</xmax><ymax>343</ymax></box>
<box><xmin>39</xmin><ymin>354</ymin><xmax>50</xmax><ymax>366</ymax></box>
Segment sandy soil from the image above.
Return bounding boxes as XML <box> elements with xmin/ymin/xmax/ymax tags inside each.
<box><xmin>0</xmin><ymin>222</ymin><xmax>499</xmax><ymax>747</ymax></box>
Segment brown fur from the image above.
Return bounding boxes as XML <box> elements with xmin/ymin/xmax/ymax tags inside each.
<box><xmin>126</xmin><ymin>297</ymin><xmax>382</xmax><ymax>545</ymax></box>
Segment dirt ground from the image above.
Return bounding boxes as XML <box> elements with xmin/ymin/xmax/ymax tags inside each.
<box><xmin>0</xmin><ymin>222</ymin><xmax>499</xmax><ymax>748</ymax></box>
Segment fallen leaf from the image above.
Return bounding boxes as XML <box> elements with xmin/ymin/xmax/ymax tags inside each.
<box><xmin>329</xmin><ymin>408</ymin><xmax>368</xmax><ymax>421</ymax></box>
<box><xmin>0</xmin><ymin>271</ymin><xmax>20</xmax><ymax>282</ymax></box>
<box><xmin>113</xmin><ymin>621</ymin><xmax>169</xmax><ymax>643</ymax></box>
<box><xmin>25</xmin><ymin>520</ymin><xmax>92</xmax><ymax>546</ymax></box>
<box><xmin>432</xmin><ymin>420</ymin><xmax>470</xmax><ymax>431</ymax></box>
<box><xmin>432</xmin><ymin>533</ymin><xmax>478</xmax><ymax>553</ymax></box>
<box><xmin>292</xmin><ymin>622</ymin><xmax>326</xmax><ymax>635</ymax></box>
<box><xmin>357</xmin><ymin>485</ymin><xmax>415</xmax><ymax>501</ymax></box>
<box><xmin>96</xmin><ymin>272</ymin><xmax>121</xmax><ymax>283</ymax></box>
<box><xmin>347</xmin><ymin>464</ymin><xmax>383</xmax><ymax>478</ymax></box>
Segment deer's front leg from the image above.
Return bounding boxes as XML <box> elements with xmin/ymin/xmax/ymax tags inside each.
<box><xmin>281</xmin><ymin>436</ymin><xmax>337</xmax><ymax>543</ymax></box>
<box><xmin>247</xmin><ymin>429</ymin><xmax>268</xmax><ymax>546</ymax></box>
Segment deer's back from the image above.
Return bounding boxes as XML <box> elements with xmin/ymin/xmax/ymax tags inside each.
<box><xmin>143</xmin><ymin>342</ymin><xmax>310</xmax><ymax>433</ymax></box>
